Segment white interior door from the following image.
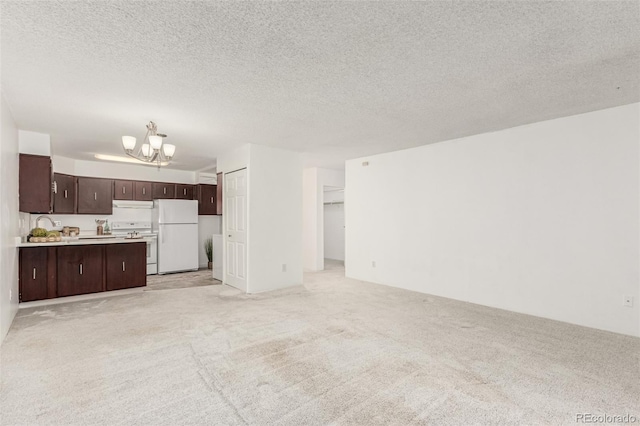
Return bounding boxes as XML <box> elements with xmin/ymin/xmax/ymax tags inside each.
<box><xmin>224</xmin><ymin>168</ymin><xmax>247</xmax><ymax>291</ymax></box>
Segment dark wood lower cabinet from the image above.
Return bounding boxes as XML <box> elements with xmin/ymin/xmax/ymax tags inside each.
<box><xmin>20</xmin><ymin>243</ymin><xmax>148</xmax><ymax>302</ymax></box>
<box><xmin>57</xmin><ymin>245</ymin><xmax>104</xmax><ymax>297</ymax></box>
<box><xmin>106</xmin><ymin>243</ymin><xmax>146</xmax><ymax>291</ymax></box>
<box><xmin>19</xmin><ymin>247</ymin><xmax>56</xmax><ymax>302</ymax></box>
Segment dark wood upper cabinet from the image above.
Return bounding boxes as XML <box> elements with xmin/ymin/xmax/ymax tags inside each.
<box><xmin>19</xmin><ymin>247</ymin><xmax>56</xmax><ymax>302</ymax></box>
<box><xmin>105</xmin><ymin>243</ymin><xmax>146</xmax><ymax>291</ymax></box>
<box><xmin>77</xmin><ymin>177</ymin><xmax>113</xmax><ymax>214</ymax></box>
<box><xmin>197</xmin><ymin>184</ymin><xmax>217</xmax><ymax>215</ymax></box>
<box><xmin>152</xmin><ymin>182</ymin><xmax>175</xmax><ymax>199</ymax></box>
<box><xmin>216</xmin><ymin>173</ymin><xmax>223</xmax><ymax>215</ymax></box>
<box><xmin>134</xmin><ymin>181</ymin><xmax>153</xmax><ymax>201</ymax></box>
<box><xmin>56</xmin><ymin>245</ymin><xmax>104</xmax><ymax>297</ymax></box>
<box><xmin>113</xmin><ymin>180</ymin><xmax>133</xmax><ymax>200</ymax></box>
<box><xmin>175</xmin><ymin>184</ymin><xmax>195</xmax><ymax>200</ymax></box>
<box><xmin>19</xmin><ymin>154</ymin><xmax>52</xmax><ymax>213</ymax></box>
<box><xmin>53</xmin><ymin>173</ymin><xmax>77</xmax><ymax>214</ymax></box>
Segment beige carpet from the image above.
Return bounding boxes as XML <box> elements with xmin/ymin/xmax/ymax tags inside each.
<box><xmin>1</xmin><ymin>260</ymin><xmax>638</xmax><ymax>425</ymax></box>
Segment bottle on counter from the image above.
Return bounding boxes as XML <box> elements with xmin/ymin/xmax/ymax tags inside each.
<box><xmin>104</xmin><ymin>219</ymin><xmax>110</xmax><ymax>234</ymax></box>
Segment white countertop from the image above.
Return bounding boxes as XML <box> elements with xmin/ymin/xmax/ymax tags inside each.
<box><xmin>18</xmin><ymin>237</ymin><xmax>147</xmax><ymax>248</ymax></box>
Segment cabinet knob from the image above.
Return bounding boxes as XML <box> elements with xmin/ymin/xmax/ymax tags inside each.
<box><xmin>184</xmin><ymin>188</ymin><xmax>187</xmax><ymax>195</ymax></box>
<box><xmin>123</xmin><ymin>187</ymin><xmax>126</xmax><ymax>194</ymax></box>
<box><xmin>94</xmin><ymin>192</ymin><xmax>97</xmax><ymax>201</ymax></box>
<box><xmin>79</xmin><ymin>263</ymin><xmax>83</xmax><ymax>275</ymax></box>
<box><xmin>142</xmin><ymin>187</ymin><xmax>146</xmax><ymax>195</ymax></box>
<box><xmin>64</xmin><ymin>189</ymin><xmax>68</xmax><ymax>199</ymax></box>
<box><xmin>122</xmin><ymin>261</ymin><xmax>126</xmax><ymax>272</ymax></box>
<box><xmin>33</xmin><ymin>267</ymin><xmax>36</xmax><ymax>280</ymax></box>
<box><xmin>211</xmin><ymin>197</ymin><xmax>214</xmax><ymax>204</ymax></box>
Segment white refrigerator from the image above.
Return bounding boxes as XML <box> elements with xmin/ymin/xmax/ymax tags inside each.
<box><xmin>153</xmin><ymin>199</ymin><xmax>199</xmax><ymax>274</ymax></box>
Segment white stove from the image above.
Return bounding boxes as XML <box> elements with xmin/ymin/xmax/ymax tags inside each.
<box><xmin>111</xmin><ymin>222</ymin><xmax>158</xmax><ymax>275</ymax></box>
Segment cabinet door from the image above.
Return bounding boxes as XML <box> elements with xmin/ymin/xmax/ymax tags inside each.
<box><xmin>216</xmin><ymin>173</ymin><xmax>223</xmax><ymax>215</ymax></box>
<box><xmin>176</xmin><ymin>184</ymin><xmax>194</xmax><ymax>200</ymax></box>
<box><xmin>197</xmin><ymin>184</ymin><xmax>217</xmax><ymax>215</ymax></box>
<box><xmin>105</xmin><ymin>243</ymin><xmax>146</xmax><ymax>291</ymax></box>
<box><xmin>53</xmin><ymin>173</ymin><xmax>77</xmax><ymax>214</ymax></box>
<box><xmin>152</xmin><ymin>182</ymin><xmax>175</xmax><ymax>199</ymax></box>
<box><xmin>19</xmin><ymin>154</ymin><xmax>52</xmax><ymax>213</ymax></box>
<box><xmin>113</xmin><ymin>180</ymin><xmax>134</xmax><ymax>200</ymax></box>
<box><xmin>20</xmin><ymin>248</ymin><xmax>49</xmax><ymax>302</ymax></box>
<box><xmin>77</xmin><ymin>177</ymin><xmax>113</xmax><ymax>214</ymax></box>
<box><xmin>134</xmin><ymin>181</ymin><xmax>153</xmax><ymax>201</ymax></box>
<box><xmin>57</xmin><ymin>245</ymin><xmax>104</xmax><ymax>297</ymax></box>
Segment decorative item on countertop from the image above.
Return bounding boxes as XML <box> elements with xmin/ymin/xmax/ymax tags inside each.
<box><xmin>28</xmin><ymin>228</ymin><xmax>61</xmax><ymax>243</ymax></box>
<box><xmin>103</xmin><ymin>219</ymin><xmax>110</xmax><ymax>234</ymax></box>
<box><xmin>96</xmin><ymin>219</ymin><xmax>106</xmax><ymax>236</ymax></box>
<box><xmin>63</xmin><ymin>226</ymin><xmax>80</xmax><ymax>237</ymax></box>
<box><xmin>205</xmin><ymin>237</ymin><xmax>213</xmax><ymax>269</ymax></box>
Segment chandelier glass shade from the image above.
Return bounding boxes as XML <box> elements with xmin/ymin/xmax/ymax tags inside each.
<box><xmin>122</xmin><ymin>121</ymin><xmax>175</xmax><ymax>168</ymax></box>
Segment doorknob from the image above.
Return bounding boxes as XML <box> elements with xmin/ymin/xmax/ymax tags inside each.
<box><xmin>228</xmin><ymin>234</ymin><xmax>231</xmax><ymax>238</ymax></box>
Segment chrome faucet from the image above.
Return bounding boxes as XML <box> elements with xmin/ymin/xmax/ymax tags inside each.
<box><xmin>35</xmin><ymin>215</ymin><xmax>56</xmax><ymax>229</ymax></box>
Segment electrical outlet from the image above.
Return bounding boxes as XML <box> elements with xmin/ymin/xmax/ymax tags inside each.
<box><xmin>623</xmin><ymin>296</ymin><xmax>633</xmax><ymax>307</ymax></box>
<box><xmin>282</xmin><ymin>264</ymin><xmax>287</xmax><ymax>272</ymax></box>
<box><xmin>54</xmin><ymin>220</ymin><xmax>62</xmax><ymax>227</ymax></box>
<box><xmin>371</xmin><ymin>261</ymin><xmax>376</xmax><ymax>268</ymax></box>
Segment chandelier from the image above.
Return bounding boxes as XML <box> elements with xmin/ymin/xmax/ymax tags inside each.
<box><xmin>122</xmin><ymin>121</ymin><xmax>175</xmax><ymax>168</ymax></box>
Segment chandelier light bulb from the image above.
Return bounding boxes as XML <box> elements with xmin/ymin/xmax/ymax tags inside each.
<box><xmin>149</xmin><ymin>135</ymin><xmax>163</xmax><ymax>150</ymax></box>
<box><xmin>141</xmin><ymin>143</ymin><xmax>152</xmax><ymax>158</ymax></box>
<box><xmin>163</xmin><ymin>144</ymin><xmax>176</xmax><ymax>159</ymax></box>
<box><xmin>122</xmin><ymin>136</ymin><xmax>136</xmax><ymax>151</ymax></box>
<box><xmin>120</xmin><ymin>121</ymin><xmax>174</xmax><ymax>168</ymax></box>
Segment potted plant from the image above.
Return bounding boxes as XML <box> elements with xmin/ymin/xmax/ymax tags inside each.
<box><xmin>205</xmin><ymin>238</ymin><xmax>213</xmax><ymax>269</ymax></box>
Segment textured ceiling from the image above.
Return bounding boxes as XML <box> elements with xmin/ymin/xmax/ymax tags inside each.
<box><xmin>1</xmin><ymin>1</ymin><xmax>639</xmax><ymax>170</ymax></box>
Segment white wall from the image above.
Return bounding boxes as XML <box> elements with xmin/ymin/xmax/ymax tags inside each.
<box><xmin>302</xmin><ymin>168</ymin><xmax>345</xmax><ymax>271</ymax></box>
<box><xmin>248</xmin><ymin>144</ymin><xmax>303</xmax><ymax>293</ymax></box>
<box><xmin>216</xmin><ymin>144</ymin><xmax>302</xmax><ymax>293</ymax></box>
<box><xmin>198</xmin><ymin>216</ymin><xmax>222</xmax><ymax>268</ymax></box>
<box><xmin>1</xmin><ymin>94</ymin><xmax>20</xmax><ymax>345</ymax></box>
<box><xmin>346</xmin><ymin>103</ymin><xmax>640</xmax><ymax>337</ymax></box>
<box><xmin>29</xmin><ymin>207</ymin><xmax>152</xmax><ymax>235</ymax></box>
<box><xmin>18</xmin><ymin>130</ymin><xmax>50</xmax><ymax>156</ymax></box>
<box><xmin>216</xmin><ymin>144</ymin><xmax>250</xmax><ymax>176</ymax></box>
<box><xmin>53</xmin><ymin>155</ymin><xmax>197</xmax><ymax>183</ymax></box>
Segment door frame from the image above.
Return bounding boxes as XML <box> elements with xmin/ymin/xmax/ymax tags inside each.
<box><xmin>222</xmin><ymin>167</ymin><xmax>249</xmax><ymax>292</ymax></box>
